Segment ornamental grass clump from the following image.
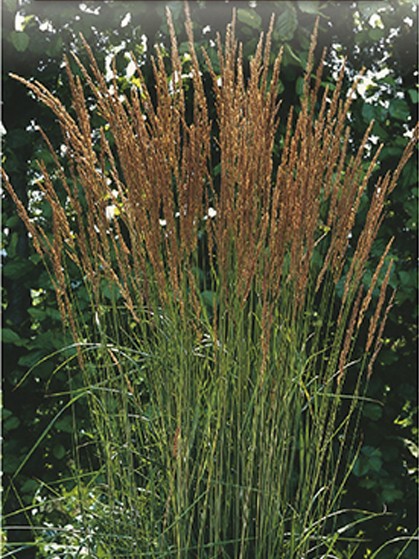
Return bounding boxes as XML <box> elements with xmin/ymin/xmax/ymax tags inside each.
<box><xmin>4</xmin><ymin>8</ymin><xmax>417</xmax><ymax>558</ymax></box>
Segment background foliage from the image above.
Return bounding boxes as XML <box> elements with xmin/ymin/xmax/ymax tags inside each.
<box><xmin>2</xmin><ymin>1</ymin><xmax>417</xmax><ymax>557</ymax></box>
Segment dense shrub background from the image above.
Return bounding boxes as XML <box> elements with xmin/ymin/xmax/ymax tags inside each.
<box><xmin>2</xmin><ymin>1</ymin><xmax>417</xmax><ymax>556</ymax></box>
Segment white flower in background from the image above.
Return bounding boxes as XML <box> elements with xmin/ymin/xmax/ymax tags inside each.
<box><xmin>204</xmin><ymin>207</ymin><xmax>217</xmax><ymax>221</ymax></box>
<box><xmin>121</xmin><ymin>12</ymin><xmax>131</xmax><ymax>28</ymax></box>
<box><xmin>369</xmin><ymin>13</ymin><xmax>384</xmax><ymax>29</ymax></box>
<box><xmin>356</xmin><ymin>68</ymin><xmax>390</xmax><ymax>100</ymax></box>
<box><xmin>106</xmin><ymin>204</ymin><xmax>117</xmax><ymax>221</ymax></box>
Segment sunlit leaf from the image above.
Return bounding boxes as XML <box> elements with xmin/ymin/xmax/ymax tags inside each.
<box><xmin>275</xmin><ymin>5</ymin><xmax>298</xmax><ymax>41</ymax></box>
<box><xmin>10</xmin><ymin>31</ymin><xmax>30</xmax><ymax>52</ymax></box>
<box><xmin>237</xmin><ymin>8</ymin><xmax>262</xmax><ymax>30</ymax></box>
<box><xmin>297</xmin><ymin>1</ymin><xmax>322</xmax><ymax>15</ymax></box>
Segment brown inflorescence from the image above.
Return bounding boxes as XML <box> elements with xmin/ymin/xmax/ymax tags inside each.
<box><xmin>3</xmin><ymin>9</ymin><xmax>418</xmax><ymax>384</ymax></box>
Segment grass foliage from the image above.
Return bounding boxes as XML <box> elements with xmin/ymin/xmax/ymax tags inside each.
<box><xmin>4</xmin><ymin>7</ymin><xmax>418</xmax><ymax>558</ymax></box>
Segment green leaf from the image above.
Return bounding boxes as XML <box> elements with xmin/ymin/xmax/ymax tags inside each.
<box><xmin>192</xmin><ymin>266</ymin><xmax>205</xmax><ymax>283</ymax></box>
<box><xmin>55</xmin><ymin>417</ymin><xmax>74</xmax><ymax>434</ymax></box>
<box><xmin>18</xmin><ymin>350</ymin><xmax>46</xmax><ymax>368</ymax></box>
<box><xmin>358</xmin><ymin>2</ymin><xmax>385</xmax><ymax>19</ymax></box>
<box><xmin>399</xmin><ymin>270</ymin><xmax>416</xmax><ymax>287</ymax></box>
<box><xmin>5</xmin><ymin>214</ymin><xmax>20</xmax><ymax>228</ymax></box>
<box><xmin>368</xmin><ymin>28</ymin><xmax>384</xmax><ymax>42</ymax></box>
<box><xmin>20</xmin><ymin>479</ymin><xmax>38</xmax><ymax>495</ymax></box>
<box><xmin>359</xmin><ymin>477</ymin><xmax>377</xmax><ymax>490</ymax></box>
<box><xmin>408</xmin><ymin>88</ymin><xmax>419</xmax><ymax>103</ymax></box>
<box><xmin>362</xmin><ymin>403</ymin><xmax>383</xmax><ymax>421</ymax></box>
<box><xmin>380</xmin><ymin>146</ymin><xmax>403</xmax><ymax>161</ymax></box>
<box><xmin>282</xmin><ymin>44</ymin><xmax>304</xmax><ymax>71</ymax></box>
<box><xmin>7</xmin><ymin>129</ymin><xmax>31</xmax><ymax>149</ymax></box>
<box><xmin>46</xmin><ymin>308</ymin><xmax>62</xmax><ymax>321</ymax></box>
<box><xmin>275</xmin><ymin>5</ymin><xmax>298</xmax><ymax>42</ymax></box>
<box><xmin>352</xmin><ymin>460</ymin><xmax>369</xmax><ymax>477</ymax></box>
<box><xmin>53</xmin><ymin>444</ymin><xmax>66</xmax><ymax>459</ymax></box>
<box><xmin>10</xmin><ymin>31</ymin><xmax>30</xmax><ymax>53</ymax></box>
<box><xmin>355</xmin><ymin>30</ymin><xmax>369</xmax><ymax>46</ymax></box>
<box><xmin>296</xmin><ymin>76</ymin><xmax>305</xmax><ymax>96</ymax></box>
<box><xmin>364</xmin><ymin>447</ymin><xmax>383</xmax><ymax>472</ymax></box>
<box><xmin>27</xmin><ymin>308</ymin><xmax>47</xmax><ymax>321</ymax></box>
<box><xmin>103</xmin><ymin>282</ymin><xmax>121</xmax><ymax>301</ymax></box>
<box><xmin>200</xmin><ymin>290</ymin><xmax>217</xmax><ymax>310</ymax></box>
<box><xmin>237</xmin><ymin>9</ymin><xmax>262</xmax><ymax>30</ymax></box>
<box><xmin>3</xmin><ymin>260</ymin><xmax>34</xmax><ymax>280</ymax></box>
<box><xmin>2</xmin><ymin>409</ymin><xmax>12</xmax><ymax>420</ymax></box>
<box><xmin>29</xmin><ymin>331</ymin><xmax>66</xmax><ymax>351</ymax></box>
<box><xmin>4</xmin><ymin>0</ymin><xmax>16</xmax><ymax>11</ymax></box>
<box><xmin>362</xmin><ymin>103</ymin><xmax>387</xmax><ymax>123</ymax></box>
<box><xmin>2</xmin><ymin>328</ymin><xmax>24</xmax><ymax>345</ymax></box>
<box><xmin>2</xmin><ymin>452</ymin><xmax>21</xmax><ymax>474</ymax></box>
<box><xmin>400</xmin><ymin>160</ymin><xmax>417</xmax><ymax>189</ymax></box>
<box><xmin>51</xmin><ymin>36</ymin><xmax>64</xmax><ymax>57</ymax></box>
<box><xmin>297</xmin><ymin>1</ymin><xmax>321</xmax><ymax>15</ymax></box>
<box><xmin>381</xmin><ymin>484</ymin><xmax>403</xmax><ymax>503</ymax></box>
<box><xmin>371</xmin><ymin>121</ymin><xmax>389</xmax><ymax>140</ymax></box>
<box><xmin>389</xmin><ymin>98</ymin><xmax>410</xmax><ymax>121</ymax></box>
<box><xmin>353</xmin><ymin>446</ymin><xmax>383</xmax><ymax>476</ymax></box>
<box><xmin>369</xmin><ymin>456</ymin><xmax>383</xmax><ymax>472</ymax></box>
<box><xmin>4</xmin><ymin>415</ymin><xmax>21</xmax><ymax>431</ymax></box>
